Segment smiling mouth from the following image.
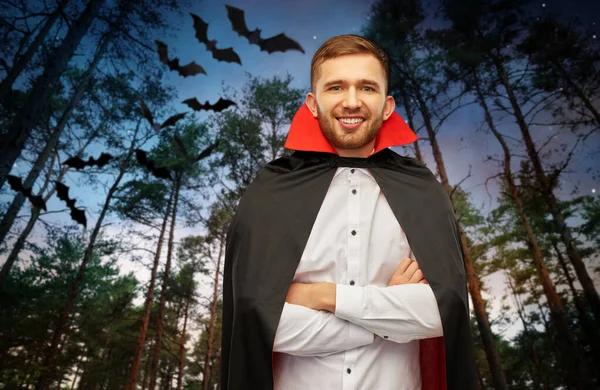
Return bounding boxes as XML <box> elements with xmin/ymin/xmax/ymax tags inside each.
<box><xmin>337</xmin><ymin>117</ymin><xmax>365</xmax><ymax>129</ymax></box>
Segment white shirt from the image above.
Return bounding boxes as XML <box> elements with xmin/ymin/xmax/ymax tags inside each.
<box><xmin>272</xmin><ymin>166</ymin><xmax>443</xmax><ymax>390</ymax></box>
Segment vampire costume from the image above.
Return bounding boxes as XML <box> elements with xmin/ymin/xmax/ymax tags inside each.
<box><xmin>220</xmin><ymin>104</ymin><xmax>478</xmax><ymax>389</ymax></box>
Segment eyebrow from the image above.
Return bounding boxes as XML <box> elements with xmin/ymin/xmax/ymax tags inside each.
<box><xmin>322</xmin><ymin>79</ymin><xmax>381</xmax><ymax>90</ymax></box>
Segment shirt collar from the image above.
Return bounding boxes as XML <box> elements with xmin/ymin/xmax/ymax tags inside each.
<box><xmin>283</xmin><ymin>103</ymin><xmax>418</xmax><ymax>155</ymax></box>
<box><xmin>333</xmin><ymin>167</ymin><xmax>374</xmax><ymax>179</ymax></box>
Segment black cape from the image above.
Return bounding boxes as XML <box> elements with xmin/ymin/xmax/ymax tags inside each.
<box><xmin>220</xmin><ymin>148</ymin><xmax>478</xmax><ymax>389</ymax></box>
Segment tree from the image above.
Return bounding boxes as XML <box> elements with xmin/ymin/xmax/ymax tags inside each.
<box><xmin>362</xmin><ymin>1</ymin><xmax>508</xmax><ymax>387</ymax></box>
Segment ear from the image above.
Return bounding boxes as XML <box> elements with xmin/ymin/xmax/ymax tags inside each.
<box><xmin>305</xmin><ymin>92</ymin><xmax>318</xmax><ymax>118</ymax></box>
<box><xmin>382</xmin><ymin>95</ymin><xmax>396</xmax><ymax>121</ymax></box>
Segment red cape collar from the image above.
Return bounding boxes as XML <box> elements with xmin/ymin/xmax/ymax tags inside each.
<box><xmin>283</xmin><ymin>103</ymin><xmax>418</xmax><ymax>155</ymax></box>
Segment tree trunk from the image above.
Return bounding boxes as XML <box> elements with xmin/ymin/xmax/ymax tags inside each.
<box><xmin>552</xmin><ymin>239</ymin><xmax>600</xmax><ymax>370</ymax></box>
<box><xmin>0</xmin><ymin>0</ymin><xmax>105</xmax><ymax>191</ymax></box>
<box><xmin>0</xmin><ymin>0</ymin><xmax>67</xmax><ymax>105</ymax></box>
<box><xmin>493</xmin><ymin>57</ymin><xmax>600</xmax><ymax>327</ymax></box>
<box><xmin>34</xmin><ymin>123</ymin><xmax>139</xmax><ymax>390</ymax></box>
<box><xmin>149</xmin><ymin>173</ymin><xmax>182</xmax><ymax>390</ymax></box>
<box><xmin>398</xmin><ymin>85</ymin><xmax>423</xmax><ymax>162</ymax></box>
<box><xmin>507</xmin><ymin>276</ymin><xmax>547</xmax><ymax>390</ymax></box>
<box><xmin>125</xmin><ymin>189</ymin><xmax>175</xmax><ymax>390</ymax></box>
<box><xmin>408</xmin><ymin>62</ymin><xmax>508</xmax><ymax>390</ymax></box>
<box><xmin>474</xmin><ymin>72</ymin><xmax>594</xmax><ymax>388</ymax></box>
<box><xmin>176</xmin><ymin>292</ymin><xmax>192</xmax><ymax>390</ymax></box>
<box><xmin>203</xmin><ymin>238</ymin><xmax>224</xmax><ymax>390</ymax></box>
<box><xmin>0</xmin><ymin>22</ymin><xmax>115</xmax><ymax>248</ymax></box>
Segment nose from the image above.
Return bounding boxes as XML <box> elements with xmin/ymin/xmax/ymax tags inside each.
<box><xmin>342</xmin><ymin>87</ymin><xmax>362</xmax><ymax>109</ymax></box>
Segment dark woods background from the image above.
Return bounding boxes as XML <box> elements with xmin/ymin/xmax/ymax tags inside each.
<box><xmin>0</xmin><ymin>0</ymin><xmax>598</xmax><ymax>389</ymax></box>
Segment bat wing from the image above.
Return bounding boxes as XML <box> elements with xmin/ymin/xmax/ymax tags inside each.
<box><xmin>225</xmin><ymin>5</ymin><xmax>252</xmax><ymax>37</ymax></box>
<box><xmin>64</xmin><ymin>156</ymin><xmax>87</xmax><ymax>170</ymax></box>
<box><xmin>190</xmin><ymin>13</ymin><xmax>209</xmax><ymax>45</ymax></box>
<box><xmin>135</xmin><ymin>149</ymin><xmax>148</xmax><ymax>166</ymax></box>
<box><xmin>177</xmin><ymin>61</ymin><xmax>207</xmax><ymax>77</ymax></box>
<box><xmin>160</xmin><ymin>112</ymin><xmax>187</xmax><ymax>129</ymax></box>
<box><xmin>195</xmin><ymin>141</ymin><xmax>219</xmax><ymax>161</ymax></box>
<box><xmin>139</xmin><ymin>99</ymin><xmax>154</xmax><ymax>128</ymax></box>
<box><xmin>95</xmin><ymin>153</ymin><xmax>113</xmax><ymax>167</ymax></box>
<box><xmin>173</xmin><ymin>133</ymin><xmax>190</xmax><ymax>161</ymax></box>
<box><xmin>155</xmin><ymin>40</ymin><xmax>169</xmax><ymax>64</ymax></box>
<box><xmin>212</xmin><ymin>47</ymin><xmax>242</xmax><ymax>65</ymax></box>
<box><xmin>260</xmin><ymin>33</ymin><xmax>305</xmax><ymax>54</ymax></box>
<box><xmin>182</xmin><ymin>98</ymin><xmax>204</xmax><ymax>111</ymax></box>
<box><xmin>30</xmin><ymin>195</ymin><xmax>47</xmax><ymax>211</ymax></box>
<box><xmin>213</xmin><ymin>98</ymin><xmax>237</xmax><ymax>112</ymax></box>
<box><xmin>55</xmin><ymin>181</ymin><xmax>70</xmax><ymax>203</ymax></box>
<box><xmin>7</xmin><ymin>174</ymin><xmax>24</xmax><ymax>193</ymax></box>
<box><xmin>70</xmin><ymin>207</ymin><xmax>87</xmax><ymax>228</ymax></box>
<box><xmin>153</xmin><ymin>166</ymin><xmax>173</xmax><ymax>180</ymax></box>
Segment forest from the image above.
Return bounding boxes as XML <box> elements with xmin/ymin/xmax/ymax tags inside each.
<box><xmin>0</xmin><ymin>0</ymin><xmax>598</xmax><ymax>389</ymax></box>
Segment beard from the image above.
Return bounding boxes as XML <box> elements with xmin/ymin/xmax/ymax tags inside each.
<box><xmin>316</xmin><ymin>105</ymin><xmax>384</xmax><ymax>152</ymax></box>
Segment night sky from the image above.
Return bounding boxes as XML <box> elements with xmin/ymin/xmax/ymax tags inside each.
<box><xmin>143</xmin><ymin>0</ymin><xmax>599</xmax><ymax>336</ymax></box>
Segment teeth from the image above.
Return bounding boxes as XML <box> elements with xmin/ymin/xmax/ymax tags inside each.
<box><xmin>339</xmin><ymin>118</ymin><xmax>364</xmax><ymax>124</ymax></box>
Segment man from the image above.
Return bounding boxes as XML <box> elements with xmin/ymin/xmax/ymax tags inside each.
<box><xmin>220</xmin><ymin>34</ymin><xmax>478</xmax><ymax>389</ymax></box>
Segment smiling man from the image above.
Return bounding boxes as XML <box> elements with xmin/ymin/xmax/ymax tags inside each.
<box><xmin>220</xmin><ymin>35</ymin><xmax>478</xmax><ymax>390</ymax></box>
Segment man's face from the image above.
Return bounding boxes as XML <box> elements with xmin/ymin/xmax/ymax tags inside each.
<box><xmin>306</xmin><ymin>53</ymin><xmax>395</xmax><ymax>158</ymax></box>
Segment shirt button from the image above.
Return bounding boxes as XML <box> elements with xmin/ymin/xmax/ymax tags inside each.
<box><xmin>351</xmin><ymin>230</ymin><xmax>356</xmax><ymax>236</ymax></box>
<box><xmin>352</xmin><ymin>189</ymin><xmax>357</xmax><ymax>195</ymax></box>
<box><xmin>384</xmin><ymin>335</ymin><xmax>389</xmax><ymax>339</ymax></box>
<box><xmin>349</xmin><ymin>280</ymin><xmax>355</xmax><ymax>285</ymax></box>
<box><xmin>347</xmin><ymin>368</ymin><xmax>352</xmax><ymax>374</ymax></box>
<box><xmin>350</xmin><ymin>169</ymin><xmax>355</xmax><ymax>174</ymax></box>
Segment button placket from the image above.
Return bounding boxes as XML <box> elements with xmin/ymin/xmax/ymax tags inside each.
<box><xmin>347</xmin><ymin>170</ymin><xmax>360</xmax><ymax>288</ymax></box>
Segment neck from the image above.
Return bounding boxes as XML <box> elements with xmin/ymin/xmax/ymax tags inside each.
<box><xmin>335</xmin><ymin>140</ymin><xmax>376</xmax><ymax>158</ymax></box>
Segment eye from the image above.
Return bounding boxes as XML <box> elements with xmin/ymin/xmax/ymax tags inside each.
<box><xmin>363</xmin><ymin>87</ymin><xmax>374</xmax><ymax>92</ymax></box>
<box><xmin>329</xmin><ymin>86</ymin><xmax>341</xmax><ymax>91</ymax></box>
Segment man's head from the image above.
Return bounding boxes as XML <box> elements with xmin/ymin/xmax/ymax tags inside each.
<box><xmin>306</xmin><ymin>35</ymin><xmax>395</xmax><ymax>158</ymax></box>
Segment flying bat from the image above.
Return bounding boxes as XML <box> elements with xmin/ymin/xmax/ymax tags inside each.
<box><xmin>190</xmin><ymin>13</ymin><xmax>242</xmax><ymax>65</ymax></box>
<box><xmin>225</xmin><ymin>5</ymin><xmax>305</xmax><ymax>54</ymax></box>
<box><xmin>182</xmin><ymin>97</ymin><xmax>236</xmax><ymax>112</ymax></box>
<box><xmin>155</xmin><ymin>40</ymin><xmax>207</xmax><ymax>77</ymax></box>
<box><xmin>173</xmin><ymin>134</ymin><xmax>220</xmax><ymax>164</ymax></box>
<box><xmin>64</xmin><ymin>153</ymin><xmax>112</xmax><ymax>170</ymax></box>
<box><xmin>55</xmin><ymin>181</ymin><xmax>87</xmax><ymax>228</ymax></box>
<box><xmin>140</xmin><ymin>98</ymin><xmax>187</xmax><ymax>132</ymax></box>
<box><xmin>6</xmin><ymin>174</ymin><xmax>47</xmax><ymax>211</ymax></box>
<box><xmin>135</xmin><ymin>149</ymin><xmax>172</xmax><ymax>180</ymax></box>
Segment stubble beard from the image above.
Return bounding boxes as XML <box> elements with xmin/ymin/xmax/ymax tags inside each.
<box><xmin>317</xmin><ymin>106</ymin><xmax>384</xmax><ymax>151</ymax></box>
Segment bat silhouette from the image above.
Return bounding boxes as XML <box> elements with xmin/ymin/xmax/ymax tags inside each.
<box><xmin>190</xmin><ymin>13</ymin><xmax>242</xmax><ymax>65</ymax></box>
<box><xmin>135</xmin><ymin>149</ymin><xmax>172</xmax><ymax>180</ymax></box>
<box><xmin>64</xmin><ymin>153</ymin><xmax>113</xmax><ymax>170</ymax></box>
<box><xmin>55</xmin><ymin>181</ymin><xmax>87</xmax><ymax>228</ymax></box>
<box><xmin>173</xmin><ymin>134</ymin><xmax>220</xmax><ymax>163</ymax></box>
<box><xmin>140</xmin><ymin>99</ymin><xmax>187</xmax><ymax>132</ymax></box>
<box><xmin>6</xmin><ymin>174</ymin><xmax>47</xmax><ymax>211</ymax></box>
<box><xmin>225</xmin><ymin>5</ymin><xmax>305</xmax><ymax>54</ymax></box>
<box><xmin>155</xmin><ymin>40</ymin><xmax>207</xmax><ymax>77</ymax></box>
<box><xmin>182</xmin><ymin>97</ymin><xmax>236</xmax><ymax>112</ymax></box>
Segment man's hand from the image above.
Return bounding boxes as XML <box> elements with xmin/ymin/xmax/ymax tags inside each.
<box><xmin>285</xmin><ymin>282</ymin><xmax>336</xmax><ymax>312</ymax></box>
<box><xmin>387</xmin><ymin>257</ymin><xmax>428</xmax><ymax>286</ymax></box>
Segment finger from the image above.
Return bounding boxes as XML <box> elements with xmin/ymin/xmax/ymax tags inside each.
<box><xmin>403</xmin><ymin>260</ymin><xmax>420</xmax><ymax>279</ymax></box>
<box><xmin>409</xmin><ymin>269</ymin><xmax>424</xmax><ymax>284</ymax></box>
<box><xmin>395</xmin><ymin>257</ymin><xmax>413</xmax><ymax>274</ymax></box>
<box><xmin>419</xmin><ymin>279</ymin><xmax>429</xmax><ymax>284</ymax></box>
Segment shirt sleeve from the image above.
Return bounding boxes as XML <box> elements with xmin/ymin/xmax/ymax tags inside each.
<box><xmin>273</xmin><ymin>302</ymin><xmax>375</xmax><ymax>357</ymax></box>
<box><xmin>334</xmin><ymin>283</ymin><xmax>443</xmax><ymax>344</ymax></box>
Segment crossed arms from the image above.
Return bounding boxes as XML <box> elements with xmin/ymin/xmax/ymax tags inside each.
<box><xmin>273</xmin><ymin>258</ymin><xmax>443</xmax><ymax>357</ymax></box>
